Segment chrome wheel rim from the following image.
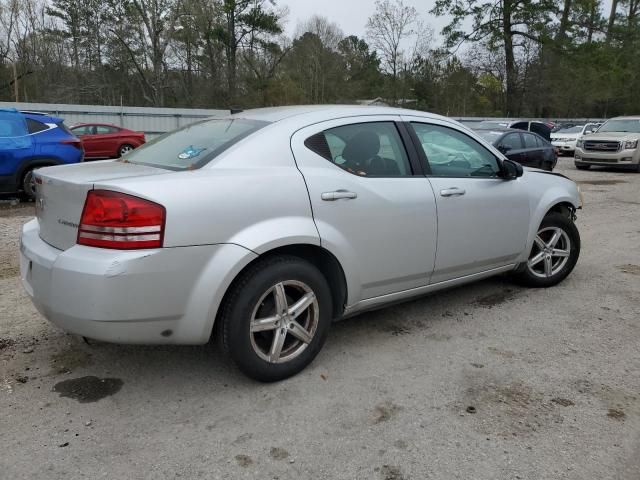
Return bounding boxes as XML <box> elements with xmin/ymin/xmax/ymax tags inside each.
<box><xmin>527</xmin><ymin>226</ymin><xmax>571</xmax><ymax>279</ymax></box>
<box><xmin>249</xmin><ymin>280</ymin><xmax>319</xmax><ymax>364</ymax></box>
<box><xmin>120</xmin><ymin>145</ymin><xmax>133</xmax><ymax>155</ymax></box>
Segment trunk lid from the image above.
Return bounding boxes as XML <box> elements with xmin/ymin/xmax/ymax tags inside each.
<box><xmin>34</xmin><ymin>160</ymin><xmax>168</xmax><ymax>251</ymax></box>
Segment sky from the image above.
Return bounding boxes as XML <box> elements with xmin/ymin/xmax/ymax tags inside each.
<box><xmin>280</xmin><ymin>0</ymin><xmax>447</xmax><ymax>42</ymax></box>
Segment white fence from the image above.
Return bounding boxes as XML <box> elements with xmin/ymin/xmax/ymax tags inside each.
<box><xmin>0</xmin><ymin>102</ymin><xmax>229</xmax><ymax>139</ymax></box>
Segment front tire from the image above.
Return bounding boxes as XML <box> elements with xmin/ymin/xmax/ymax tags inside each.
<box><xmin>219</xmin><ymin>255</ymin><xmax>332</xmax><ymax>382</ymax></box>
<box><xmin>513</xmin><ymin>212</ymin><xmax>580</xmax><ymax>288</ymax></box>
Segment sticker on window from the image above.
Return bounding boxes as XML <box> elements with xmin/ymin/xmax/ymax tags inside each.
<box><xmin>178</xmin><ymin>145</ymin><xmax>206</xmax><ymax>160</ymax></box>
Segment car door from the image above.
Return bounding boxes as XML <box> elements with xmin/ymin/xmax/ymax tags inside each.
<box><xmin>521</xmin><ymin>132</ymin><xmax>544</xmax><ymax>168</ymax></box>
<box><xmin>290</xmin><ymin>117</ymin><xmax>438</xmax><ymax>303</ymax></box>
<box><xmin>71</xmin><ymin>125</ymin><xmax>98</xmax><ymax>157</ymax></box>
<box><xmin>497</xmin><ymin>132</ymin><xmax>526</xmax><ymax>163</ymax></box>
<box><xmin>405</xmin><ymin>118</ymin><xmax>530</xmax><ymax>284</ymax></box>
<box><xmin>94</xmin><ymin>125</ymin><xmax>121</xmax><ymax>157</ymax></box>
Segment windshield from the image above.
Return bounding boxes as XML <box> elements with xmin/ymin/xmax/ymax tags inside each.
<box><xmin>0</xmin><ymin>109</ymin><xmax>33</xmax><ymax>150</ymax></box>
<box><xmin>554</xmin><ymin>126</ymin><xmax>584</xmax><ymax>134</ymax></box>
<box><xmin>126</xmin><ymin>118</ymin><xmax>269</xmax><ymax>170</ymax></box>
<box><xmin>597</xmin><ymin>119</ymin><xmax>640</xmax><ymax>133</ymax></box>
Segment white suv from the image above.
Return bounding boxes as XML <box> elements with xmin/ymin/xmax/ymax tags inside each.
<box><xmin>574</xmin><ymin>116</ymin><xmax>640</xmax><ymax>171</ymax></box>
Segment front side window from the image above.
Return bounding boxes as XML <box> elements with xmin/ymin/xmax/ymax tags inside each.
<box><xmin>411</xmin><ymin>123</ymin><xmax>501</xmax><ymax>178</ymax></box>
<box><xmin>96</xmin><ymin>125</ymin><xmax>119</xmax><ymax>134</ymax></box>
<box><xmin>304</xmin><ymin>122</ymin><xmax>412</xmax><ymax>177</ymax></box>
<box><xmin>71</xmin><ymin>125</ymin><xmax>93</xmax><ymax>135</ymax></box>
<box><xmin>500</xmin><ymin>133</ymin><xmax>522</xmax><ymax>150</ymax></box>
<box><xmin>127</xmin><ymin>118</ymin><xmax>268</xmax><ymax>170</ymax></box>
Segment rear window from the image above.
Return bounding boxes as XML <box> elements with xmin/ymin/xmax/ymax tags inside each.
<box><xmin>126</xmin><ymin>118</ymin><xmax>269</xmax><ymax>170</ymax></box>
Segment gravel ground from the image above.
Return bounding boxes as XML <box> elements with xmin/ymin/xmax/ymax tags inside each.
<box><xmin>1</xmin><ymin>160</ymin><xmax>639</xmax><ymax>480</ymax></box>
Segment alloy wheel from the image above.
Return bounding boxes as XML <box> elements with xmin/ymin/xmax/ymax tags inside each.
<box><xmin>249</xmin><ymin>280</ymin><xmax>319</xmax><ymax>364</ymax></box>
<box><xmin>119</xmin><ymin>145</ymin><xmax>133</xmax><ymax>156</ymax></box>
<box><xmin>527</xmin><ymin>226</ymin><xmax>571</xmax><ymax>279</ymax></box>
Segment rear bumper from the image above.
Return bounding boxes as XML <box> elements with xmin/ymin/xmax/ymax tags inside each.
<box><xmin>20</xmin><ymin>219</ymin><xmax>257</xmax><ymax>344</ymax></box>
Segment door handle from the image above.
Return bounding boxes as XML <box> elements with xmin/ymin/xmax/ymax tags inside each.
<box><xmin>321</xmin><ymin>190</ymin><xmax>358</xmax><ymax>201</ymax></box>
<box><xmin>440</xmin><ymin>187</ymin><xmax>466</xmax><ymax>197</ymax></box>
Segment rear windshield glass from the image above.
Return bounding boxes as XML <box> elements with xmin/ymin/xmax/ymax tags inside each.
<box><xmin>597</xmin><ymin>119</ymin><xmax>640</xmax><ymax>133</ymax></box>
<box><xmin>476</xmin><ymin>130</ymin><xmax>503</xmax><ymax>142</ymax></box>
<box><xmin>126</xmin><ymin>118</ymin><xmax>269</xmax><ymax>170</ymax></box>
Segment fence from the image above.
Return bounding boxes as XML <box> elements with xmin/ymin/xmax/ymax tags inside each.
<box><xmin>0</xmin><ymin>102</ymin><xmax>229</xmax><ymax>139</ymax></box>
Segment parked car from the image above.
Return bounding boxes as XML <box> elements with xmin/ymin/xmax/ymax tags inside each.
<box><xmin>20</xmin><ymin>106</ymin><xmax>582</xmax><ymax>382</ymax></box>
<box><xmin>474</xmin><ymin>128</ymin><xmax>557</xmax><ymax>170</ymax></box>
<box><xmin>475</xmin><ymin>119</ymin><xmax>553</xmax><ymax>141</ymax></box>
<box><xmin>70</xmin><ymin>123</ymin><xmax>145</xmax><ymax>159</ymax></box>
<box><xmin>551</xmin><ymin>123</ymin><xmax>601</xmax><ymax>155</ymax></box>
<box><xmin>574</xmin><ymin>116</ymin><xmax>640</xmax><ymax>171</ymax></box>
<box><xmin>0</xmin><ymin>109</ymin><xmax>83</xmax><ymax>200</ymax></box>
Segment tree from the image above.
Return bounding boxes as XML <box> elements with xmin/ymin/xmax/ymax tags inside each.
<box><xmin>366</xmin><ymin>0</ymin><xmax>420</xmax><ymax>104</ymax></box>
<box><xmin>431</xmin><ymin>0</ymin><xmax>555</xmax><ymax>115</ymax></box>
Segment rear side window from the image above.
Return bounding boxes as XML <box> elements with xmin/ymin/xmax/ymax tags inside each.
<box><xmin>127</xmin><ymin>118</ymin><xmax>268</xmax><ymax>170</ymax></box>
<box><xmin>534</xmin><ymin>135</ymin><xmax>547</xmax><ymax>148</ymax></box>
<box><xmin>26</xmin><ymin>118</ymin><xmax>49</xmax><ymax>133</ymax></box>
<box><xmin>71</xmin><ymin>125</ymin><xmax>93</xmax><ymax>135</ymax></box>
<box><xmin>523</xmin><ymin>133</ymin><xmax>537</xmax><ymax>148</ymax></box>
<box><xmin>304</xmin><ymin>122</ymin><xmax>412</xmax><ymax>177</ymax></box>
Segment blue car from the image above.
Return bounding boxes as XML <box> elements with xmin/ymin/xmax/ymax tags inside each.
<box><xmin>0</xmin><ymin>109</ymin><xmax>84</xmax><ymax>200</ymax></box>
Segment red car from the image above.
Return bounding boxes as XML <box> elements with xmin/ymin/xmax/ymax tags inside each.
<box><xmin>70</xmin><ymin>123</ymin><xmax>146</xmax><ymax>160</ymax></box>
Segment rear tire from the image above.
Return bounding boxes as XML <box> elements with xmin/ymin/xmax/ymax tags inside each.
<box><xmin>19</xmin><ymin>168</ymin><xmax>37</xmax><ymax>202</ymax></box>
<box><xmin>513</xmin><ymin>212</ymin><xmax>580</xmax><ymax>288</ymax></box>
<box><xmin>218</xmin><ymin>255</ymin><xmax>332</xmax><ymax>382</ymax></box>
<box><xmin>118</xmin><ymin>144</ymin><xmax>134</xmax><ymax>157</ymax></box>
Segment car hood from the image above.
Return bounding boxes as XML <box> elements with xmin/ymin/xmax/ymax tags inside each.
<box><xmin>551</xmin><ymin>133</ymin><xmax>580</xmax><ymax>140</ymax></box>
<box><xmin>583</xmin><ymin>132</ymin><xmax>640</xmax><ymax>141</ymax></box>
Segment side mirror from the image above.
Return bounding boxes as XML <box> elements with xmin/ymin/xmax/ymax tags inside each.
<box><xmin>498</xmin><ymin>145</ymin><xmax>512</xmax><ymax>154</ymax></box>
<box><xmin>501</xmin><ymin>159</ymin><xmax>523</xmax><ymax>179</ymax></box>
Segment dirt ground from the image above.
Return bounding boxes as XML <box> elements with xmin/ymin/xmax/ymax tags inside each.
<box><xmin>1</xmin><ymin>160</ymin><xmax>639</xmax><ymax>480</ymax></box>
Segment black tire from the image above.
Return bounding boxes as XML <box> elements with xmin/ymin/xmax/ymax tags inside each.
<box><xmin>512</xmin><ymin>212</ymin><xmax>580</xmax><ymax>288</ymax></box>
<box><xmin>575</xmin><ymin>163</ymin><xmax>590</xmax><ymax>170</ymax></box>
<box><xmin>218</xmin><ymin>255</ymin><xmax>332</xmax><ymax>382</ymax></box>
<box><xmin>118</xmin><ymin>144</ymin><xmax>134</xmax><ymax>157</ymax></box>
<box><xmin>19</xmin><ymin>168</ymin><xmax>37</xmax><ymax>201</ymax></box>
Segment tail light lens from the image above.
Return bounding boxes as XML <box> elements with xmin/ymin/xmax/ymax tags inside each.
<box><xmin>61</xmin><ymin>139</ymin><xmax>84</xmax><ymax>150</ymax></box>
<box><xmin>77</xmin><ymin>190</ymin><xmax>165</xmax><ymax>249</ymax></box>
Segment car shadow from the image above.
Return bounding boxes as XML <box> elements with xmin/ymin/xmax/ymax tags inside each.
<box><xmin>47</xmin><ymin>275</ymin><xmax>523</xmax><ymax>393</ymax></box>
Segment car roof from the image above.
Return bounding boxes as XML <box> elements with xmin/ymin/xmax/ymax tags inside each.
<box><xmin>21</xmin><ymin>111</ymin><xmax>63</xmax><ymax>124</ymax></box>
<box><xmin>474</xmin><ymin>127</ymin><xmax>520</xmax><ymax>133</ymax></box>
<box><xmin>227</xmin><ymin>105</ymin><xmax>452</xmax><ymax>124</ymax></box>
<box><xmin>611</xmin><ymin>116</ymin><xmax>640</xmax><ymax>120</ymax></box>
<box><xmin>72</xmin><ymin>122</ymin><xmax>121</xmax><ymax>127</ymax></box>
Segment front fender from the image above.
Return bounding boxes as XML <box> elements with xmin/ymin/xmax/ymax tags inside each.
<box><xmin>519</xmin><ymin>186</ymin><xmax>580</xmax><ymax>263</ymax></box>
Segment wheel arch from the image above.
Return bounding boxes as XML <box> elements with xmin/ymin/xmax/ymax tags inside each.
<box><xmin>211</xmin><ymin>243</ymin><xmax>348</xmax><ymax>342</ymax></box>
<box><xmin>16</xmin><ymin>158</ymin><xmax>63</xmax><ymax>189</ymax></box>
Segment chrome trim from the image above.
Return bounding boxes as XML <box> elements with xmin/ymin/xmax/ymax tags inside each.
<box><xmin>78</xmin><ymin>232</ymin><xmax>161</xmax><ymax>242</ymax></box>
<box><xmin>79</xmin><ymin>224</ymin><xmax>161</xmax><ymax>234</ymax></box>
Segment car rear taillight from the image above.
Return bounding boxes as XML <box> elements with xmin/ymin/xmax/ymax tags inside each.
<box><xmin>61</xmin><ymin>139</ymin><xmax>83</xmax><ymax>150</ymax></box>
<box><xmin>77</xmin><ymin>190</ymin><xmax>165</xmax><ymax>249</ymax></box>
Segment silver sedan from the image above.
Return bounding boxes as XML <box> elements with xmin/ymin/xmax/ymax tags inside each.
<box><xmin>20</xmin><ymin>106</ymin><xmax>582</xmax><ymax>381</ymax></box>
